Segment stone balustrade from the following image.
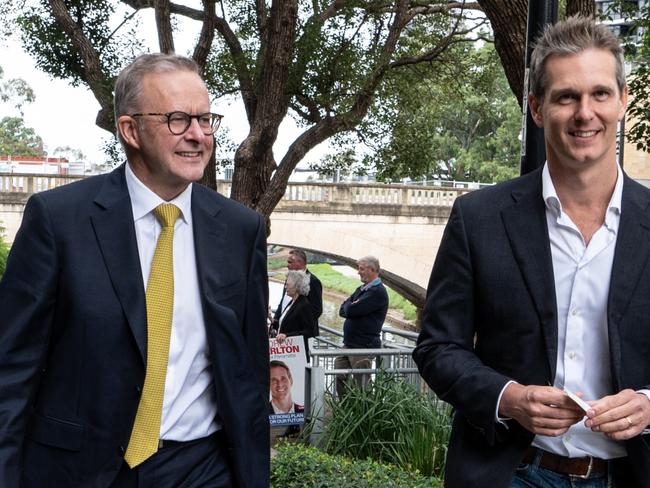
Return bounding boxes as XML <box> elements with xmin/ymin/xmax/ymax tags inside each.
<box><xmin>0</xmin><ymin>173</ymin><xmax>85</xmax><ymax>195</ymax></box>
<box><xmin>216</xmin><ymin>180</ymin><xmax>469</xmax><ymax>208</ymax></box>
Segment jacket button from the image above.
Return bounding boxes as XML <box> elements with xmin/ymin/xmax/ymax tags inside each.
<box><xmin>135</xmin><ymin>385</ymin><xmax>142</xmax><ymax>394</ymax></box>
<box><xmin>119</xmin><ymin>445</ymin><xmax>125</xmax><ymax>455</ymax></box>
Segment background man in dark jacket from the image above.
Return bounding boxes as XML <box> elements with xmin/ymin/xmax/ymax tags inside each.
<box><xmin>335</xmin><ymin>255</ymin><xmax>388</xmax><ymax>397</ymax></box>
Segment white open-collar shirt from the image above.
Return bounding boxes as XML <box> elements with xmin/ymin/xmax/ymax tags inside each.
<box><xmin>532</xmin><ymin>162</ymin><xmax>626</xmax><ymax>459</ymax></box>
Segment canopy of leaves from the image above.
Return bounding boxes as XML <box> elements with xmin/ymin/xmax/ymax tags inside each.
<box><xmin>601</xmin><ymin>1</ymin><xmax>650</xmax><ymax>152</ymax></box>
<box><xmin>313</xmin><ymin>42</ymin><xmax>521</xmax><ymax>184</ymax></box>
<box><xmin>0</xmin><ymin>117</ymin><xmax>44</xmax><ymax>157</ymax></box>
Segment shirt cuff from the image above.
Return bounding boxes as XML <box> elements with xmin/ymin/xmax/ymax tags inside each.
<box><xmin>495</xmin><ymin>380</ymin><xmax>517</xmax><ymax>427</ymax></box>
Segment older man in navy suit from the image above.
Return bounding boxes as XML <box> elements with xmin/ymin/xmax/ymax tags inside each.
<box><xmin>414</xmin><ymin>17</ymin><xmax>650</xmax><ymax>488</ymax></box>
<box><xmin>0</xmin><ymin>54</ymin><xmax>269</xmax><ymax>487</ymax></box>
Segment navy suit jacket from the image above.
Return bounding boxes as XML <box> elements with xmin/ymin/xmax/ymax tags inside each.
<box><xmin>339</xmin><ymin>282</ymin><xmax>388</xmax><ymax>349</ymax></box>
<box><xmin>0</xmin><ymin>165</ymin><xmax>270</xmax><ymax>487</ymax></box>
<box><xmin>413</xmin><ymin>168</ymin><xmax>650</xmax><ymax>487</ymax></box>
<box><xmin>274</xmin><ymin>270</ymin><xmax>322</xmax><ymax>337</ymax></box>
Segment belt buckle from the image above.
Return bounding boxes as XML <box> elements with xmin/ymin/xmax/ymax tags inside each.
<box><xmin>572</xmin><ymin>456</ymin><xmax>593</xmax><ymax>479</ymax></box>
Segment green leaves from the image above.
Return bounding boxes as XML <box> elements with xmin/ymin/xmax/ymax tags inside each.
<box><xmin>271</xmin><ymin>439</ymin><xmax>443</xmax><ymax>487</ymax></box>
<box><xmin>0</xmin><ymin>224</ymin><xmax>9</xmax><ymax>279</ymax></box>
<box><xmin>0</xmin><ymin>117</ymin><xmax>44</xmax><ymax>157</ymax></box>
<box><xmin>319</xmin><ymin>371</ymin><xmax>451</xmax><ymax>478</ymax></box>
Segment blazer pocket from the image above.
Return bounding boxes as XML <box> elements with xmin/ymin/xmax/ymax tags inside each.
<box><xmin>27</xmin><ymin>412</ymin><xmax>84</xmax><ymax>451</ymax></box>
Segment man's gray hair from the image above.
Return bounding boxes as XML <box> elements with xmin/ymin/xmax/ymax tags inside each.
<box><xmin>114</xmin><ymin>53</ymin><xmax>201</xmax><ymax>140</ymax></box>
<box><xmin>358</xmin><ymin>255</ymin><xmax>380</xmax><ymax>273</ymax></box>
<box><xmin>530</xmin><ymin>15</ymin><xmax>625</xmax><ymax>99</ymax></box>
<box><xmin>286</xmin><ymin>270</ymin><xmax>310</xmax><ymax>296</ymax></box>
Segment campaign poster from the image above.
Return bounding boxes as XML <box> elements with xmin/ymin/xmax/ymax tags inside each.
<box><xmin>268</xmin><ymin>337</ymin><xmax>307</xmax><ymax>426</ymax></box>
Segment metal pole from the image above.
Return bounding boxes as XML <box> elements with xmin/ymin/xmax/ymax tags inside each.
<box><xmin>520</xmin><ymin>1</ymin><xmax>559</xmax><ymax>175</ymax></box>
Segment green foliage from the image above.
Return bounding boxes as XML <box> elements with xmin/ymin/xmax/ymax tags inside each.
<box><xmin>271</xmin><ymin>441</ymin><xmax>443</xmax><ymax>488</ymax></box>
<box><xmin>0</xmin><ymin>116</ymin><xmax>44</xmax><ymax>157</ymax></box>
<box><xmin>16</xmin><ymin>0</ymin><xmax>139</xmax><ymax>91</ymax></box>
<box><xmin>319</xmin><ymin>371</ymin><xmax>451</xmax><ymax>478</ymax></box>
<box><xmin>0</xmin><ymin>66</ymin><xmax>36</xmax><ymax>116</ymax></box>
<box><xmin>0</xmin><ymin>225</ymin><xmax>9</xmax><ymax>279</ymax></box>
<box><xmin>314</xmin><ymin>42</ymin><xmax>521</xmax><ymax>184</ymax></box>
<box><xmin>309</xmin><ymin>263</ymin><xmax>417</xmax><ymax>321</ymax></box>
<box><xmin>603</xmin><ymin>1</ymin><xmax>650</xmax><ymax>153</ymax></box>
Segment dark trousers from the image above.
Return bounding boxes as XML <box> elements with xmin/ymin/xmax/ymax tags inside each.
<box><xmin>110</xmin><ymin>432</ymin><xmax>233</xmax><ymax>488</ymax></box>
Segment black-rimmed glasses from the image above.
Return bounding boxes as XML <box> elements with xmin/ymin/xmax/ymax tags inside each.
<box><xmin>130</xmin><ymin>111</ymin><xmax>223</xmax><ymax>135</ymax></box>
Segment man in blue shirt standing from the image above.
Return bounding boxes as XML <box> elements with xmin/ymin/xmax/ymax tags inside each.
<box><xmin>335</xmin><ymin>255</ymin><xmax>388</xmax><ymax>397</ymax></box>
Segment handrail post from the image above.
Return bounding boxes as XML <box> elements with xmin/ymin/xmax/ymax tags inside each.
<box><xmin>308</xmin><ymin>363</ymin><xmax>326</xmax><ymax>447</ymax></box>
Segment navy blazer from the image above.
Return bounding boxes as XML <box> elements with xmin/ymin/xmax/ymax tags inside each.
<box><xmin>413</xmin><ymin>168</ymin><xmax>650</xmax><ymax>487</ymax></box>
<box><xmin>274</xmin><ymin>270</ymin><xmax>322</xmax><ymax>337</ymax></box>
<box><xmin>339</xmin><ymin>282</ymin><xmax>388</xmax><ymax>349</ymax></box>
<box><xmin>0</xmin><ymin>165</ymin><xmax>270</xmax><ymax>487</ymax></box>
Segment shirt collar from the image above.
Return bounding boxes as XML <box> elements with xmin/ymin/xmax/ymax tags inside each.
<box><xmin>125</xmin><ymin>162</ymin><xmax>192</xmax><ymax>224</ymax></box>
<box><xmin>362</xmin><ymin>277</ymin><xmax>382</xmax><ymax>290</ymax></box>
<box><xmin>541</xmin><ymin>162</ymin><xmax>623</xmax><ymax>224</ymax></box>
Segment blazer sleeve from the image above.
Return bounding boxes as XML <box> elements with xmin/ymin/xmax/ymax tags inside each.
<box><xmin>412</xmin><ymin>199</ymin><xmax>512</xmax><ymax>443</ymax></box>
<box><xmin>0</xmin><ymin>194</ymin><xmax>58</xmax><ymax>485</ymax></box>
<box><xmin>244</xmin><ymin>214</ymin><xmax>271</xmax><ymax>399</ymax></box>
<box><xmin>339</xmin><ymin>286</ymin><xmax>388</xmax><ymax>318</ymax></box>
<box><xmin>307</xmin><ymin>273</ymin><xmax>323</xmax><ymax>319</ymax></box>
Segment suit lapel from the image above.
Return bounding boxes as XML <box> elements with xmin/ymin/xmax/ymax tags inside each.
<box><xmin>90</xmin><ymin>165</ymin><xmax>147</xmax><ymax>362</ymax></box>
<box><xmin>191</xmin><ymin>185</ymin><xmax>228</xmax><ymax>302</ymax></box>
<box><xmin>608</xmin><ymin>176</ymin><xmax>650</xmax><ymax>376</ymax></box>
<box><xmin>501</xmin><ymin>172</ymin><xmax>559</xmax><ymax>380</ymax></box>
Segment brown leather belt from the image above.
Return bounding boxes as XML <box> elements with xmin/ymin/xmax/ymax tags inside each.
<box><xmin>523</xmin><ymin>447</ymin><xmax>608</xmax><ymax>478</ymax></box>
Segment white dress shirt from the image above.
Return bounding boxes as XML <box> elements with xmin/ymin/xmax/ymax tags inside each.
<box><xmin>531</xmin><ymin>163</ymin><xmax>626</xmax><ymax>459</ymax></box>
<box><xmin>125</xmin><ymin>163</ymin><xmax>219</xmax><ymax>441</ymax></box>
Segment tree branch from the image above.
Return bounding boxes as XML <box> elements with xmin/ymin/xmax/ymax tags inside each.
<box><xmin>154</xmin><ymin>0</ymin><xmax>174</xmax><ymax>53</ymax></box>
<box><xmin>192</xmin><ymin>0</ymin><xmax>216</xmax><ymax>70</ymax></box>
<box><xmin>48</xmin><ymin>0</ymin><xmax>115</xmax><ymax>133</ymax></box>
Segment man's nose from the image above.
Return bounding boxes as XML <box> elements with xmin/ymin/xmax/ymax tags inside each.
<box><xmin>184</xmin><ymin>117</ymin><xmax>206</xmax><ymax>140</ymax></box>
<box><xmin>575</xmin><ymin>96</ymin><xmax>595</xmax><ymax>122</ymax></box>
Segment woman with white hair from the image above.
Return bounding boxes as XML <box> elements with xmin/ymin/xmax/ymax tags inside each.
<box><xmin>271</xmin><ymin>270</ymin><xmax>313</xmax><ymax>360</ymax></box>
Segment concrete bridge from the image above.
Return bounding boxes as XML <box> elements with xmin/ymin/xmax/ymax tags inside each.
<box><xmin>1</xmin><ymin>173</ymin><xmax>472</xmax><ymax>307</ymax></box>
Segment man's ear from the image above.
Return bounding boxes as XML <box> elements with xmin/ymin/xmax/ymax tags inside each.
<box><xmin>528</xmin><ymin>92</ymin><xmax>544</xmax><ymax>128</ymax></box>
<box><xmin>618</xmin><ymin>85</ymin><xmax>629</xmax><ymax>122</ymax></box>
<box><xmin>116</xmin><ymin>115</ymin><xmax>141</xmax><ymax>150</ymax></box>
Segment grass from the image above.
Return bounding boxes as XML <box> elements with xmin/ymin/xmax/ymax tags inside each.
<box><xmin>308</xmin><ymin>263</ymin><xmax>418</xmax><ymax>321</ymax></box>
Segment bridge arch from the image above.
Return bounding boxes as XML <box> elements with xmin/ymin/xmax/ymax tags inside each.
<box><xmin>268</xmin><ymin>244</ymin><xmax>427</xmax><ymax>308</ymax></box>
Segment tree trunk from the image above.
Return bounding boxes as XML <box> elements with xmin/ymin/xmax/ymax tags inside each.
<box><xmin>567</xmin><ymin>0</ymin><xmax>597</xmax><ymax>17</ymax></box>
<box><xmin>199</xmin><ymin>137</ymin><xmax>217</xmax><ymax>190</ymax></box>
<box><xmin>230</xmin><ymin>0</ymin><xmax>299</xmax><ymax>209</ymax></box>
<box><xmin>477</xmin><ymin>0</ymin><xmax>528</xmax><ymax>107</ymax></box>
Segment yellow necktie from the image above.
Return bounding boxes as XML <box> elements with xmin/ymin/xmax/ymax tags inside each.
<box><xmin>125</xmin><ymin>203</ymin><xmax>180</xmax><ymax>468</ymax></box>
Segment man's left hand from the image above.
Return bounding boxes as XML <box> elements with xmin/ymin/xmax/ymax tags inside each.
<box><xmin>585</xmin><ymin>389</ymin><xmax>650</xmax><ymax>440</ymax></box>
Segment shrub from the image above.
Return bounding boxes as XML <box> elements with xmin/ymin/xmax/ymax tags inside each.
<box><xmin>320</xmin><ymin>371</ymin><xmax>451</xmax><ymax>478</ymax></box>
<box><xmin>271</xmin><ymin>442</ymin><xmax>442</xmax><ymax>487</ymax></box>
<box><xmin>0</xmin><ymin>231</ymin><xmax>9</xmax><ymax>279</ymax></box>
